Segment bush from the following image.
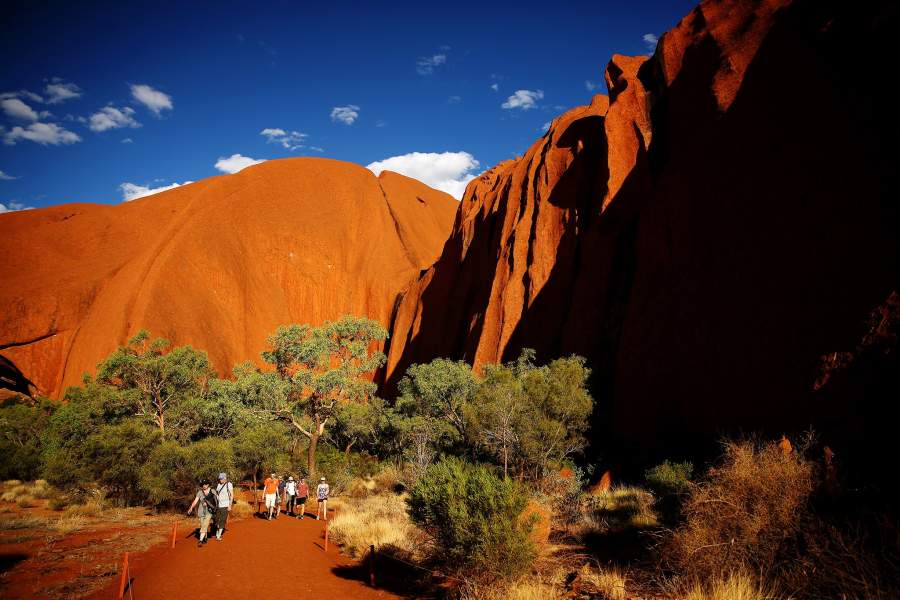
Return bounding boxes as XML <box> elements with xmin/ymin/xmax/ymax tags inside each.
<box><xmin>48</xmin><ymin>496</ymin><xmax>69</xmax><ymax>511</ymax></box>
<box><xmin>667</xmin><ymin>439</ymin><xmax>814</xmax><ymax>581</ymax></box>
<box><xmin>645</xmin><ymin>460</ymin><xmax>693</xmax><ymax>496</ymax></box>
<box><xmin>407</xmin><ymin>457</ymin><xmax>536</xmax><ymax>579</ymax></box>
<box><xmin>586</xmin><ymin>486</ymin><xmax>658</xmax><ymax>531</ymax></box>
<box><xmin>140</xmin><ymin>438</ymin><xmax>235</xmax><ymax>507</ymax></box>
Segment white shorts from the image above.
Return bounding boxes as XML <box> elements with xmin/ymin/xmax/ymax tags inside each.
<box><xmin>264</xmin><ymin>493</ymin><xmax>277</xmax><ymax>508</ymax></box>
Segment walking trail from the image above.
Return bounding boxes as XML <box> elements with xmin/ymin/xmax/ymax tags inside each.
<box><xmin>88</xmin><ymin>510</ymin><xmax>402</xmax><ymax>599</ymax></box>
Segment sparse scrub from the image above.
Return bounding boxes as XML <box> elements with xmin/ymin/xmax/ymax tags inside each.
<box><xmin>231</xmin><ymin>499</ymin><xmax>253</xmax><ymax>520</ymax></box>
<box><xmin>667</xmin><ymin>439</ymin><xmax>814</xmax><ymax>581</ymax></box>
<box><xmin>55</xmin><ymin>514</ymin><xmax>88</xmax><ymax>534</ymax></box>
<box><xmin>15</xmin><ymin>495</ymin><xmax>35</xmax><ymax>508</ymax></box>
<box><xmin>576</xmin><ymin>564</ymin><xmax>628</xmax><ymax>600</ymax></box>
<box><xmin>645</xmin><ymin>460</ymin><xmax>693</xmax><ymax>496</ymax></box>
<box><xmin>586</xmin><ymin>486</ymin><xmax>658</xmax><ymax>531</ymax></box>
<box><xmin>49</xmin><ymin>496</ymin><xmax>69</xmax><ymax>511</ymax></box>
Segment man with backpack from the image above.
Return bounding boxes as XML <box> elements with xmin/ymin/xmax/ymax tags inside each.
<box><xmin>316</xmin><ymin>476</ymin><xmax>330</xmax><ymax>521</ymax></box>
<box><xmin>214</xmin><ymin>472</ymin><xmax>233</xmax><ymax>540</ymax></box>
<box><xmin>187</xmin><ymin>479</ymin><xmax>216</xmax><ymax>547</ymax></box>
<box><xmin>276</xmin><ymin>475</ymin><xmax>287</xmax><ymax>518</ymax></box>
<box><xmin>296</xmin><ymin>477</ymin><xmax>309</xmax><ymax>519</ymax></box>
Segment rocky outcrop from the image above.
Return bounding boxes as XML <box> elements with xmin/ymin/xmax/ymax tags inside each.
<box><xmin>386</xmin><ymin>0</ymin><xmax>899</xmax><ymax>461</ymax></box>
<box><xmin>0</xmin><ymin>159</ymin><xmax>457</xmax><ymax>397</ymax></box>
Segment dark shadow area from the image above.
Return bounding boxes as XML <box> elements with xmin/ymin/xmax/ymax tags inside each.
<box><xmin>0</xmin><ymin>553</ymin><xmax>28</xmax><ymax>574</ymax></box>
<box><xmin>331</xmin><ymin>548</ymin><xmax>442</xmax><ymax>598</ymax></box>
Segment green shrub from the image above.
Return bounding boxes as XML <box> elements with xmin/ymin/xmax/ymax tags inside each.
<box><xmin>48</xmin><ymin>496</ymin><xmax>69</xmax><ymax>511</ymax></box>
<box><xmin>140</xmin><ymin>438</ymin><xmax>235</xmax><ymax>507</ymax></box>
<box><xmin>645</xmin><ymin>460</ymin><xmax>693</xmax><ymax>496</ymax></box>
<box><xmin>407</xmin><ymin>457</ymin><xmax>536</xmax><ymax>580</ymax></box>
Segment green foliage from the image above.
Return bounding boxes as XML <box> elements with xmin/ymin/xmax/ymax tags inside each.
<box><xmin>257</xmin><ymin>315</ymin><xmax>387</xmax><ymax>478</ymax></box>
<box><xmin>645</xmin><ymin>460</ymin><xmax>694</xmax><ymax>496</ymax></box>
<box><xmin>96</xmin><ymin>330</ymin><xmax>212</xmax><ymax>435</ymax></box>
<box><xmin>82</xmin><ymin>420</ymin><xmax>161</xmax><ymax>505</ymax></box>
<box><xmin>469</xmin><ymin>349</ymin><xmax>594</xmax><ymax>479</ymax></box>
<box><xmin>0</xmin><ymin>397</ymin><xmax>55</xmax><ymax>481</ymax></box>
<box><xmin>232</xmin><ymin>422</ymin><xmax>291</xmax><ymax>483</ymax></box>
<box><xmin>140</xmin><ymin>437</ymin><xmax>235</xmax><ymax>506</ymax></box>
<box><xmin>407</xmin><ymin>457</ymin><xmax>536</xmax><ymax>579</ymax></box>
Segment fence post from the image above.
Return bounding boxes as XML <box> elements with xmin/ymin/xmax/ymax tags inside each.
<box><xmin>171</xmin><ymin>521</ymin><xmax>178</xmax><ymax>548</ymax></box>
<box><xmin>116</xmin><ymin>552</ymin><xmax>129</xmax><ymax>599</ymax></box>
<box><xmin>369</xmin><ymin>544</ymin><xmax>376</xmax><ymax>587</ymax></box>
<box><xmin>324</xmin><ymin>519</ymin><xmax>328</xmax><ymax>552</ymax></box>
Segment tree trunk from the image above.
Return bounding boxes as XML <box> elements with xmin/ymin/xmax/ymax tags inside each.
<box><xmin>307</xmin><ymin>431</ymin><xmax>318</xmax><ymax>481</ymax></box>
<box><xmin>503</xmin><ymin>444</ymin><xmax>508</xmax><ymax>478</ymax></box>
<box><xmin>344</xmin><ymin>439</ymin><xmax>355</xmax><ymax>460</ymax></box>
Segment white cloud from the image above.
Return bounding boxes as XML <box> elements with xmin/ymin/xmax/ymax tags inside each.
<box><xmin>119</xmin><ymin>180</ymin><xmax>191</xmax><ymax>202</ymax></box>
<box><xmin>541</xmin><ymin>122</ymin><xmax>551</xmax><ymax>132</ymax></box>
<box><xmin>416</xmin><ymin>53</ymin><xmax>447</xmax><ymax>75</ymax></box>
<box><xmin>88</xmin><ymin>105</ymin><xmax>140</xmax><ymax>132</ymax></box>
<box><xmin>0</xmin><ymin>201</ymin><xmax>33</xmax><ymax>213</ymax></box>
<box><xmin>308</xmin><ymin>146</ymin><xmax>324</xmax><ymax>152</ymax></box>
<box><xmin>501</xmin><ymin>89</ymin><xmax>544</xmax><ymax>110</ymax></box>
<box><xmin>643</xmin><ymin>33</ymin><xmax>659</xmax><ymax>53</ymax></box>
<box><xmin>490</xmin><ymin>83</ymin><xmax>499</xmax><ymax>92</ymax></box>
<box><xmin>585</xmin><ymin>80</ymin><xmax>601</xmax><ymax>92</ymax></box>
<box><xmin>260</xmin><ymin>127</ymin><xmax>307</xmax><ymax>149</ymax></box>
<box><xmin>0</xmin><ymin>170</ymin><xmax>18</xmax><ymax>180</ymax></box>
<box><xmin>130</xmin><ymin>84</ymin><xmax>173</xmax><ymax>116</ymax></box>
<box><xmin>375</xmin><ymin>120</ymin><xmax>388</xmax><ymax>128</ymax></box>
<box><xmin>1</xmin><ymin>97</ymin><xmax>41</xmax><ymax>121</ymax></box>
<box><xmin>121</xmin><ymin>137</ymin><xmax>133</xmax><ymax>143</ymax></box>
<box><xmin>447</xmin><ymin>95</ymin><xmax>461</xmax><ymax>104</ymax></box>
<box><xmin>214</xmin><ymin>153</ymin><xmax>265</xmax><ymax>174</ymax></box>
<box><xmin>367</xmin><ymin>151</ymin><xmax>479</xmax><ymax>200</ymax></box>
<box><xmin>44</xmin><ymin>80</ymin><xmax>82</xmax><ymax>104</ymax></box>
<box><xmin>330</xmin><ymin>105</ymin><xmax>360</xmax><ymax>125</ymax></box>
<box><xmin>19</xmin><ymin>90</ymin><xmax>44</xmax><ymax>103</ymax></box>
<box><xmin>4</xmin><ymin>122</ymin><xmax>81</xmax><ymax>146</ymax></box>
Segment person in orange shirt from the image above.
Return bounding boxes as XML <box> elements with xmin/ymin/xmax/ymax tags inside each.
<box><xmin>263</xmin><ymin>472</ymin><xmax>279</xmax><ymax>521</ymax></box>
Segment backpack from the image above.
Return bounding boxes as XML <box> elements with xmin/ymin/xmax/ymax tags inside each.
<box><xmin>202</xmin><ymin>489</ymin><xmax>218</xmax><ymax>512</ymax></box>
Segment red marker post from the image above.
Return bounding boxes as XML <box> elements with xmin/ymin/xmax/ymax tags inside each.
<box><xmin>116</xmin><ymin>552</ymin><xmax>129</xmax><ymax>599</ymax></box>
<box><xmin>171</xmin><ymin>521</ymin><xmax>178</xmax><ymax>548</ymax></box>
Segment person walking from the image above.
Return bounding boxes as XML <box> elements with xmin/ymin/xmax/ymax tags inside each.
<box><xmin>263</xmin><ymin>472</ymin><xmax>279</xmax><ymax>520</ymax></box>
<box><xmin>296</xmin><ymin>477</ymin><xmax>309</xmax><ymax>519</ymax></box>
<box><xmin>276</xmin><ymin>475</ymin><xmax>286</xmax><ymax>519</ymax></box>
<box><xmin>213</xmin><ymin>472</ymin><xmax>233</xmax><ymax>541</ymax></box>
<box><xmin>187</xmin><ymin>479</ymin><xmax>216</xmax><ymax>547</ymax></box>
<box><xmin>284</xmin><ymin>476</ymin><xmax>297</xmax><ymax>516</ymax></box>
<box><xmin>316</xmin><ymin>476</ymin><xmax>330</xmax><ymax>521</ymax></box>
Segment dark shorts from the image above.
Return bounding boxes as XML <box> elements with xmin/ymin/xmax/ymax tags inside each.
<box><xmin>215</xmin><ymin>507</ymin><xmax>229</xmax><ymax>529</ymax></box>
<box><xmin>297</xmin><ymin>496</ymin><xmax>307</xmax><ymax>504</ymax></box>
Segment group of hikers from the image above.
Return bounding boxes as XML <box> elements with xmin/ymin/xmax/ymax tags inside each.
<box><xmin>186</xmin><ymin>471</ymin><xmax>330</xmax><ymax>547</ymax></box>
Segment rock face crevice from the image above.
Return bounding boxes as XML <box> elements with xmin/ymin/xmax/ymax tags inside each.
<box><xmin>0</xmin><ymin>159</ymin><xmax>457</xmax><ymax>398</ymax></box>
<box><xmin>385</xmin><ymin>0</ymin><xmax>899</xmax><ymax>463</ymax></box>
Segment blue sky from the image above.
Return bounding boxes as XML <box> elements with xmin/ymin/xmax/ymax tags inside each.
<box><xmin>0</xmin><ymin>0</ymin><xmax>696</xmax><ymax>210</ymax></box>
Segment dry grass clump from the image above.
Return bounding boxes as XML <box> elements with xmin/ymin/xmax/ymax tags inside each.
<box><xmin>30</xmin><ymin>480</ymin><xmax>53</xmax><ymax>499</ymax></box>
<box><xmin>667</xmin><ymin>439</ymin><xmax>814</xmax><ymax>581</ymax></box>
<box><xmin>15</xmin><ymin>494</ymin><xmax>36</xmax><ymax>508</ymax></box>
<box><xmin>0</xmin><ymin>514</ymin><xmax>45</xmax><ymax>530</ymax></box>
<box><xmin>584</xmin><ymin>485</ymin><xmax>658</xmax><ymax>532</ymax></box>
<box><xmin>328</xmin><ymin>493</ymin><xmax>423</xmax><ymax>559</ymax></box>
<box><xmin>678</xmin><ymin>572</ymin><xmax>783</xmax><ymax>600</ymax></box>
<box><xmin>231</xmin><ymin>499</ymin><xmax>253</xmax><ymax>519</ymax></box>
<box><xmin>459</xmin><ymin>570</ymin><xmax>566</xmax><ymax>600</ymax></box>
<box><xmin>576</xmin><ymin>564</ymin><xmax>628</xmax><ymax>600</ymax></box>
<box><xmin>3</xmin><ymin>479</ymin><xmax>23</xmax><ymax>487</ymax></box>
<box><xmin>55</xmin><ymin>515</ymin><xmax>88</xmax><ymax>534</ymax></box>
<box><xmin>64</xmin><ymin>498</ymin><xmax>104</xmax><ymax>518</ymax></box>
<box><xmin>1</xmin><ymin>485</ymin><xmax>29</xmax><ymax>502</ymax></box>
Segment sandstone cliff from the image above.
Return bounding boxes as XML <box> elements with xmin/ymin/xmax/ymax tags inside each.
<box><xmin>0</xmin><ymin>159</ymin><xmax>457</xmax><ymax>397</ymax></box>
<box><xmin>385</xmin><ymin>0</ymin><xmax>899</xmax><ymax>459</ymax></box>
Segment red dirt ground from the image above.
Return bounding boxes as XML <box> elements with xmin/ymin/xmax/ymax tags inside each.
<box><xmin>84</xmin><ymin>511</ymin><xmax>401</xmax><ymax>599</ymax></box>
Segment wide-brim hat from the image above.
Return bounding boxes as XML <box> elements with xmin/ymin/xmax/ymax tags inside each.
<box><xmin>320</xmin><ymin>477</ymin><xmax>326</xmax><ymax>481</ymax></box>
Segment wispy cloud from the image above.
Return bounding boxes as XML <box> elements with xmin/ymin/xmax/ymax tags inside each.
<box><xmin>367</xmin><ymin>151</ymin><xmax>480</xmax><ymax>200</ymax></box>
<box><xmin>0</xmin><ymin>170</ymin><xmax>19</xmax><ymax>180</ymax></box>
<box><xmin>643</xmin><ymin>33</ymin><xmax>659</xmax><ymax>53</ymax></box>
<box><xmin>214</xmin><ymin>153</ymin><xmax>265</xmax><ymax>174</ymax></box>
<box><xmin>490</xmin><ymin>83</ymin><xmax>499</xmax><ymax>92</ymax></box>
<box><xmin>416</xmin><ymin>53</ymin><xmax>447</xmax><ymax>75</ymax></box>
<box><xmin>0</xmin><ymin>201</ymin><xmax>34</xmax><ymax>214</ymax></box>
<box><xmin>4</xmin><ymin>122</ymin><xmax>81</xmax><ymax>146</ymax></box>
<box><xmin>585</xmin><ymin>80</ymin><xmax>602</xmax><ymax>92</ymax></box>
<box><xmin>260</xmin><ymin>127</ymin><xmax>308</xmax><ymax>149</ymax></box>
<box><xmin>330</xmin><ymin>105</ymin><xmax>360</xmax><ymax>125</ymax></box>
<box><xmin>119</xmin><ymin>180</ymin><xmax>190</xmax><ymax>202</ymax></box>
<box><xmin>121</xmin><ymin>137</ymin><xmax>133</xmax><ymax>144</ymax></box>
<box><xmin>501</xmin><ymin>89</ymin><xmax>544</xmax><ymax>111</ymax></box>
<box><xmin>447</xmin><ymin>95</ymin><xmax>462</xmax><ymax>104</ymax></box>
<box><xmin>44</xmin><ymin>79</ymin><xmax>83</xmax><ymax>104</ymax></box>
<box><xmin>130</xmin><ymin>84</ymin><xmax>173</xmax><ymax>116</ymax></box>
<box><xmin>540</xmin><ymin>122</ymin><xmax>551</xmax><ymax>133</ymax></box>
<box><xmin>88</xmin><ymin>105</ymin><xmax>140</xmax><ymax>132</ymax></box>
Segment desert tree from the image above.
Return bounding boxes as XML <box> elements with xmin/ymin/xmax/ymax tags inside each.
<box><xmin>259</xmin><ymin>315</ymin><xmax>387</xmax><ymax>479</ymax></box>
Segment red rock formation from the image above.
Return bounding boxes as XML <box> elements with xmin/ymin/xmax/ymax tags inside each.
<box><xmin>0</xmin><ymin>159</ymin><xmax>456</xmax><ymax>397</ymax></box>
<box><xmin>386</xmin><ymin>0</ymin><xmax>899</xmax><ymax>461</ymax></box>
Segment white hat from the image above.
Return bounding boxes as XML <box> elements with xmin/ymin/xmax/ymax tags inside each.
<box><xmin>288</xmin><ymin>476</ymin><xmax>294</xmax><ymax>481</ymax></box>
<box><xmin>320</xmin><ymin>477</ymin><xmax>326</xmax><ymax>481</ymax></box>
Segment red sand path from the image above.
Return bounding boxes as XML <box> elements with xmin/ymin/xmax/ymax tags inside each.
<box><xmin>87</xmin><ymin>513</ymin><xmax>402</xmax><ymax>599</ymax></box>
